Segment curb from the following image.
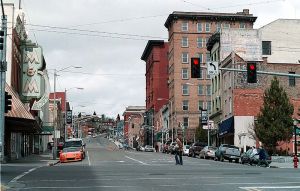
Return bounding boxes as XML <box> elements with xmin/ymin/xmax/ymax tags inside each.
<box><xmin>48</xmin><ymin>160</ymin><xmax>60</xmax><ymax>166</ymax></box>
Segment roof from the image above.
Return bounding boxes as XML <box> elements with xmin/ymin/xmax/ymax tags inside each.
<box><xmin>164</xmin><ymin>10</ymin><xmax>257</xmax><ymax>28</ymax></box>
<box><xmin>141</xmin><ymin>40</ymin><xmax>165</xmax><ymax>61</ymax></box>
<box><xmin>5</xmin><ymin>84</ymin><xmax>35</xmax><ymax>120</ymax></box>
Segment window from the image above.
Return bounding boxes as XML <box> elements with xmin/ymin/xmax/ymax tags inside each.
<box><xmin>197</xmin><ymin>22</ymin><xmax>202</xmax><ymax>32</ymax></box>
<box><xmin>182</xmin><ymin>52</ymin><xmax>189</xmax><ymax>63</ymax></box>
<box><xmin>182</xmin><ymin>100</ymin><xmax>189</xmax><ymax>111</ymax></box>
<box><xmin>206</xmin><ymin>85</ymin><xmax>211</xmax><ymax>95</ymax></box>
<box><xmin>183</xmin><ymin>117</ymin><xmax>189</xmax><ymax>128</ymax></box>
<box><xmin>182</xmin><ymin>68</ymin><xmax>188</xmax><ymax>79</ymax></box>
<box><xmin>289</xmin><ymin>72</ymin><xmax>296</xmax><ymax>87</ymax></box>
<box><xmin>182</xmin><ymin>84</ymin><xmax>189</xmax><ymax>95</ymax></box>
<box><xmin>216</xmin><ymin>22</ymin><xmax>221</xmax><ymax>31</ymax></box>
<box><xmin>223</xmin><ymin>23</ymin><xmax>230</xmax><ymax>29</ymax></box>
<box><xmin>205</xmin><ymin>22</ymin><xmax>210</xmax><ymax>32</ymax></box>
<box><xmin>198</xmin><ymin>53</ymin><xmax>203</xmax><ymax>63</ymax></box>
<box><xmin>198</xmin><ymin>84</ymin><xmax>204</xmax><ymax>95</ymax></box>
<box><xmin>182</xmin><ymin>21</ymin><xmax>188</xmax><ymax>31</ymax></box>
<box><xmin>262</xmin><ymin>41</ymin><xmax>271</xmax><ymax>55</ymax></box>
<box><xmin>207</xmin><ymin>101</ymin><xmax>212</xmax><ymax>113</ymax></box>
<box><xmin>197</xmin><ymin>37</ymin><xmax>203</xmax><ymax>48</ymax></box>
<box><xmin>206</xmin><ymin>53</ymin><xmax>211</xmax><ymax>63</ymax></box>
<box><xmin>229</xmin><ymin>97</ymin><xmax>232</xmax><ymax>114</ymax></box>
<box><xmin>198</xmin><ymin>100</ymin><xmax>204</xmax><ymax>111</ymax></box>
<box><xmin>240</xmin><ymin>22</ymin><xmax>246</xmax><ymax>29</ymax></box>
<box><xmin>182</xmin><ymin>37</ymin><xmax>188</xmax><ymax>47</ymax></box>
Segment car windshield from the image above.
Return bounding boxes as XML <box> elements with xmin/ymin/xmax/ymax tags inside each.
<box><xmin>6</xmin><ymin>2</ymin><xmax>299</xmax><ymax>191</ymax></box>
<box><xmin>64</xmin><ymin>141</ymin><xmax>82</xmax><ymax>148</ymax></box>
<box><xmin>62</xmin><ymin>147</ymin><xmax>80</xmax><ymax>153</ymax></box>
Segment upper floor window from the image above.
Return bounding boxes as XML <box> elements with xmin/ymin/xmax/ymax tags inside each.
<box><xmin>182</xmin><ymin>52</ymin><xmax>189</xmax><ymax>63</ymax></box>
<box><xmin>198</xmin><ymin>100</ymin><xmax>204</xmax><ymax>111</ymax></box>
<box><xmin>197</xmin><ymin>22</ymin><xmax>202</xmax><ymax>32</ymax></box>
<box><xmin>182</xmin><ymin>68</ymin><xmax>189</xmax><ymax>79</ymax></box>
<box><xmin>206</xmin><ymin>85</ymin><xmax>211</xmax><ymax>95</ymax></box>
<box><xmin>182</xmin><ymin>37</ymin><xmax>188</xmax><ymax>47</ymax></box>
<box><xmin>182</xmin><ymin>100</ymin><xmax>189</xmax><ymax>111</ymax></box>
<box><xmin>205</xmin><ymin>22</ymin><xmax>210</xmax><ymax>32</ymax></box>
<box><xmin>198</xmin><ymin>84</ymin><xmax>204</xmax><ymax>95</ymax></box>
<box><xmin>183</xmin><ymin>117</ymin><xmax>189</xmax><ymax>128</ymax></box>
<box><xmin>216</xmin><ymin>22</ymin><xmax>221</xmax><ymax>32</ymax></box>
<box><xmin>207</xmin><ymin>101</ymin><xmax>212</xmax><ymax>113</ymax></box>
<box><xmin>182</xmin><ymin>84</ymin><xmax>189</xmax><ymax>95</ymax></box>
<box><xmin>197</xmin><ymin>37</ymin><xmax>203</xmax><ymax>48</ymax></box>
<box><xmin>262</xmin><ymin>41</ymin><xmax>271</xmax><ymax>55</ymax></box>
<box><xmin>223</xmin><ymin>23</ymin><xmax>230</xmax><ymax>29</ymax></box>
<box><xmin>182</xmin><ymin>21</ymin><xmax>188</xmax><ymax>31</ymax></box>
<box><xmin>240</xmin><ymin>22</ymin><xmax>246</xmax><ymax>29</ymax></box>
<box><xmin>289</xmin><ymin>72</ymin><xmax>296</xmax><ymax>87</ymax></box>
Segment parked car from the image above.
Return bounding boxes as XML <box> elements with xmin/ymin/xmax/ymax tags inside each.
<box><xmin>144</xmin><ymin>145</ymin><xmax>154</xmax><ymax>152</ymax></box>
<box><xmin>183</xmin><ymin>145</ymin><xmax>190</xmax><ymax>156</ymax></box>
<box><xmin>199</xmin><ymin>146</ymin><xmax>218</xmax><ymax>159</ymax></box>
<box><xmin>64</xmin><ymin>138</ymin><xmax>86</xmax><ymax>159</ymax></box>
<box><xmin>60</xmin><ymin>147</ymin><xmax>83</xmax><ymax>163</ymax></box>
<box><xmin>136</xmin><ymin>145</ymin><xmax>145</xmax><ymax>151</ymax></box>
<box><xmin>241</xmin><ymin>148</ymin><xmax>272</xmax><ymax>165</ymax></box>
<box><xmin>215</xmin><ymin>144</ymin><xmax>241</xmax><ymax>163</ymax></box>
<box><xmin>168</xmin><ymin>142</ymin><xmax>177</xmax><ymax>154</ymax></box>
<box><xmin>188</xmin><ymin>142</ymin><xmax>207</xmax><ymax>157</ymax></box>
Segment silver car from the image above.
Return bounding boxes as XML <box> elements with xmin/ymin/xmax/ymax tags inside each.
<box><xmin>199</xmin><ymin>146</ymin><xmax>218</xmax><ymax>159</ymax></box>
<box><xmin>144</xmin><ymin>145</ymin><xmax>154</xmax><ymax>152</ymax></box>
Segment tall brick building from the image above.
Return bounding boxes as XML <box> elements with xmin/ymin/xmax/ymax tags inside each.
<box><xmin>207</xmin><ymin>19</ymin><xmax>300</xmax><ymax>154</ymax></box>
<box><xmin>164</xmin><ymin>10</ymin><xmax>257</xmax><ymax>143</ymax></box>
<box><xmin>141</xmin><ymin>40</ymin><xmax>169</xmax><ymax>144</ymax></box>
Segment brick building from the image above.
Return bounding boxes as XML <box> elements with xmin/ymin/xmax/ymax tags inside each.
<box><xmin>207</xmin><ymin>19</ymin><xmax>300</xmax><ymax>154</ymax></box>
<box><xmin>164</xmin><ymin>10</ymin><xmax>257</xmax><ymax>143</ymax></box>
<box><xmin>141</xmin><ymin>40</ymin><xmax>169</xmax><ymax>142</ymax></box>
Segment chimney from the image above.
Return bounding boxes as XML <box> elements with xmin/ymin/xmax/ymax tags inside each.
<box><xmin>243</xmin><ymin>9</ymin><xmax>249</xmax><ymax>15</ymax></box>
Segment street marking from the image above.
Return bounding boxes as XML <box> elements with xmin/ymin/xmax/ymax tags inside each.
<box><xmin>87</xmin><ymin>151</ymin><xmax>91</xmax><ymax>166</ymax></box>
<box><xmin>240</xmin><ymin>186</ymin><xmax>300</xmax><ymax>190</ymax></box>
<box><xmin>9</xmin><ymin>166</ymin><xmax>42</xmax><ymax>183</ymax></box>
<box><xmin>20</xmin><ymin>185</ymin><xmax>138</xmax><ymax>189</ymax></box>
<box><xmin>125</xmin><ymin>155</ymin><xmax>149</xmax><ymax>165</ymax></box>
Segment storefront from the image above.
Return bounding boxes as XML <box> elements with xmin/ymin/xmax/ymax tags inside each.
<box><xmin>218</xmin><ymin>116</ymin><xmax>234</xmax><ymax>145</ymax></box>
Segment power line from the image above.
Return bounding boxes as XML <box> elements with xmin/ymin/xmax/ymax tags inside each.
<box><xmin>27</xmin><ymin>24</ymin><xmax>167</xmax><ymax>39</ymax></box>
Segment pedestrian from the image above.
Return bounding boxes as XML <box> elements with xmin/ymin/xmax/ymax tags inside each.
<box><xmin>258</xmin><ymin>146</ymin><xmax>269</xmax><ymax>167</ymax></box>
<box><xmin>175</xmin><ymin>135</ymin><xmax>183</xmax><ymax>165</ymax></box>
<box><xmin>155</xmin><ymin>144</ymin><xmax>159</xmax><ymax>152</ymax></box>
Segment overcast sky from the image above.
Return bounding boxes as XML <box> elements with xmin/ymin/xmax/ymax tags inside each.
<box><xmin>5</xmin><ymin>0</ymin><xmax>300</xmax><ymax>118</ymax></box>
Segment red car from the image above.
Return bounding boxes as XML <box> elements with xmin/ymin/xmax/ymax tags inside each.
<box><xmin>59</xmin><ymin>147</ymin><xmax>83</xmax><ymax>163</ymax></box>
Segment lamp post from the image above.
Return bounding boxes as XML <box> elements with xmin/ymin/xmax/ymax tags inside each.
<box><xmin>64</xmin><ymin>87</ymin><xmax>84</xmax><ymax>141</ymax></box>
<box><xmin>52</xmin><ymin>66</ymin><xmax>82</xmax><ymax>160</ymax></box>
<box><xmin>157</xmin><ymin>98</ymin><xmax>173</xmax><ymax>141</ymax></box>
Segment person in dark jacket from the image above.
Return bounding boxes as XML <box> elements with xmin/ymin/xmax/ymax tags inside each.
<box><xmin>258</xmin><ymin>147</ymin><xmax>269</xmax><ymax>167</ymax></box>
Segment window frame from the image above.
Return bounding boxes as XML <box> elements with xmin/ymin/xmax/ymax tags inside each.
<box><xmin>205</xmin><ymin>22</ymin><xmax>210</xmax><ymax>32</ymax></box>
<box><xmin>262</xmin><ymin>41</ymin><xmax>272</xmax><ymax>55</ymax></box>
<box><xmin>182</xmin><ymin>100</ymin><xmax>189</xmax><ymax>111</ymax></box>
<box><xmin>289</xmin><ymin>71</ymin><xmax>296</xmax><ymax>87</ymax></box>
<box><xmin>182</xmin><ymin>21</ymin><xmax>188</xmax><ymax>31</ymax></box>
<box><xmin>182</xmin><ymin>84</ymin><xmax>189</xmax><ymax>95</ymax></box>
<box><xmin>182</xmin><ymin>52</ymin><xmax>189</xmax><ymax>63</ymax></box>
<box><xmin>181</xmin><ymin>36</ymin><xmax>188</xmax><ymax>47</ymax></box>
<box><xmin>182</xmin><ymin>68</ymin><xmax>189</xmax><ymax>79</ymax></box>
<box><xmin>197</xmin><ymin>22</ymin><xmax>202</xmax><ymax>32</ymax></box>
<box><xmin>183</xmin><ymin>117</ymin><xmax>189</xmax><ymax>128</ymax></box>
<box><xmin>197</xmin><ymin>37</ymin><xmax>203</xmax><ymax>48</ymax></box>
<box><xmin>198</xmin><ymin>84</ymin><xmax>204</xmax><ymax>95</ymax></box>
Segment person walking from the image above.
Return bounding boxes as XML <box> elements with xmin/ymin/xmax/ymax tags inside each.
<box><xmin>175</xmin><ymin>135</ymin><xmax>183</xmax><ymax>165</ymax></box>
<box><xmin>258</xmin><ymin>146</ymin><xmax>269</xmax><ymax>167</ymax></box>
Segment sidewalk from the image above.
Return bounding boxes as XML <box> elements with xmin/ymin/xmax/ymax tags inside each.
<box><xmin>270</xmin><ymin>162</ymin><xmax>298</xmax><ymax>169</ymax></box>
<box><xmin>4</xmin><ymin>151</ymin><xmax>59</xmax><ymax>166</ymax></box>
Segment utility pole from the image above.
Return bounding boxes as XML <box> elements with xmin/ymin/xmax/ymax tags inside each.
<box><xmin>0</xmin><ymin>0</ymin><xmax>7</xmax><ymax>162</ymax></box>
<box><xmin>52</xmin><ymin>69</ymin><xmax>57</xmax><ymax>160</ymax></box>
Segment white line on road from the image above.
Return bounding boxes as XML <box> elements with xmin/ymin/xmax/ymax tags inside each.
<box><xmin>240</xmin><ymin>186</ymin><xmax>300</xmax><ymax>190</ymax></box>
<box><xmin>9</xmin><ymin>166</ymin><xmax>42</xmax><ymax>183</ymax></box>
<box><xmin>125</xmin><ymin>155</ymin><xmax>149</xmax><ymax>165</ymax></box>
<box><xmin>87</xmin><ymin>151</ymin><xmax>91</xmax><ymax>166</ymax></box>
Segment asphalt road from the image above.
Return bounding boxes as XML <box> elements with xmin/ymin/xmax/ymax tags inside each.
<box><xmin>4</xmin><ymin>135</ymin><xmax>300</xmax><ymax>191</ymax></box>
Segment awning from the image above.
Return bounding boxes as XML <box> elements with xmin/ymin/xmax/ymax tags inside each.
<box><xmin>219</xmin><ymin>116</ymin><xmax>234</xmax><ymax>136</ymax></box>
<box><xmin>4</xmin><ymin>84</ymin><xmax>41</xmax><ymax>132</ymax></box>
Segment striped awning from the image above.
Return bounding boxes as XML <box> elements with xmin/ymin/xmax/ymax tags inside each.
<box><xmin>4</xmin><ymin>84</ymin><xmax>35</xmax><ymax>120</ymax></box>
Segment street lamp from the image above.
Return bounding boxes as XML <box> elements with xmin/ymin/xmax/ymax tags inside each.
<box><xmin>52</xmin><ymin>66</ymin><xmax>82</xmax><ymax>160</ymax></box>
<box><xmin>64</xmin><ymin>87</ymin><xmax>84</xmax><ymax>141</ymax></box>
<box><xmin>157</xmin><ymin>98</ymin><xmax>173</xmax><ymax>141</ymax></box>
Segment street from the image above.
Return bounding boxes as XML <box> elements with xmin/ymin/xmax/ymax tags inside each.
<box><xmin>2</xmin><ymin>135</ymin><xmax>300</xmax><ymax>191</ymax></box>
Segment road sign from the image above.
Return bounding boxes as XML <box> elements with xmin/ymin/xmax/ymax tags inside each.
<box><xmin>66</xmin><ymin>110</ymin><xmax>72</xmax><ymax>124</ymax></box>
<box><xmin>201</xmin><ymin>110</ymin><xmax>208</xmax><ymax>125</ymax></box>
<box><xmin>203</xmin><ymin>121</ymin><xmax>215</xmax><ymax>130</ymax></box>
<box><xmin>207</xmin><ymin>61</ymin><xmax>218</xmax><ymax>76</ymax></box>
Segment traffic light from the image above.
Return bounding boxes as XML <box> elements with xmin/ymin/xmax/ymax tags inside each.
<box><xmin>0</xmin><ymin>30</ymin><xmax>4</xmax><ymax>50</ymax></box>
<box><xmin>5</xmin><ymin>91</ymin><xmax>12</xmax><ymax>113</ymax></box>
<box><xmin>247</xmin><ymin>62</ymin><xmax>257</xmax><ymax>83</ymax></box>
<box><xmin>191</xmin><ymin>57</ymin><xmax>201</xmax><ymax>78</ymax></box>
